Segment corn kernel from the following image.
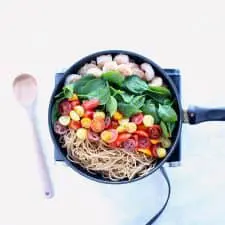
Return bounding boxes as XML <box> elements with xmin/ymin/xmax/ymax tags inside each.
<box><xmin>76</xmin><ymin>128</ymin><xmax>87</xmax><ymax>140</ymax></box>
<box><xmin>156</xmin><ymin>147</ymin><xmax>167</xmax><ymax>158</ymax></box>
<box><xmin>68</xmin><ymin>94</ymin><xmax>78</xmax><ymax>101</ymax></box>
<box><xmin>81</xmin><ymin>118</ymin><xmax>92</xmax><ymax>129</ymax></box>
<box><xmin>74</xmin><ymin>105</ymin><xmax>84</xmax><ymax>117</ymax></box>
<box><xmin>113</xmin><ymin>111</ymin><xmax>123</xmax><ymax>120</ymax></box>
<box><xmin>124</xmin><ymin>122</ymin><xmax>137</xmax><ymax>133</ymax></box>
<box><xmin>116</xmin><ymin>125</ymin><xmax>126</xmax><ymax>133</ymax></box>
<box><xmin>137</xmin><ymin>148</ymin><xmax>152</xmax><ymax>156</ymax></box>
<box><xmin>58</xmin><ymin>116</ymin><xmax>71</xmax><ymax>126</ymax></box>
<box><xmin>93</xmin><ymin>111</ymin><xmax>106</xmax><ymax>120</ymax></box>
<box><xmin>143</xmin><ymin>115</ymin><xmax>154</xmax><ymax>127</ymax></box>
<box><xmin>69</xmin><ymin>110</ymin><xmax>80</xmax><ymax>121</ymax></box>
<box><xmin>118</xmin><ymin>118</ymin><xmax>129</xmax><ymax>125</ymax></box>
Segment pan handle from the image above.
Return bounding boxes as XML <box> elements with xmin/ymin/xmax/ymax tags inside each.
<box><xmin>184</xmin><ymin>106</ymin><xmax>225</xmax><ymax>124</ymax></box>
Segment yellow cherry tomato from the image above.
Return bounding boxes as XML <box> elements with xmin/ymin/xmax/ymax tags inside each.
<box><xmin>160</xmin><ymin>137</ymin><xmax>172</xmax><ymax>148</ymax></box>
<box><xmin>113</xmin><ymin>111</ymin><xmax>123</xmax><ymax>120</ymax></box>
<box><xmin>69</xmin><ymin>110</ymin><xmax>80</xmax><ymax>121</ymax></box>
<box><xmin>137</xmin><ymin>148</ymin><xmax>152</xmax><ymax>156</ymax></box>
<box><xmin>118</xmin><ymin>118</ymin><xmax>129</xmax><ymax>125</ymax></box>
<box><xmin>124</xmin><ymin>122</ymin><xmax>137</xmax><ymax>133</ymax></box>
<box><xmin>58</xmin><ymin>116</ymin><xmax>71</xmax><ymax>126</ymax></box>
<box><xmin>101</xmin><ymin>130</ymin><xmax>113</xmax><ymax>143</ymax></box>
<box><xmin>143</xmin><ymin>115</ymin><xmax>154</xmax><ymax>127</ymax></box>
<box><xmin>74</xmin><ymin>105</ymin><xmax>84</xmax><ymax>117</ymax></box>
<box><xmin>76</xmin><ymin>128</ymin><xmax>88</xmax><ymax>140</ymax></box>
<box><xmin>156</xmin><ymin>147</ymin><xmax>167</xmax><ymax>158</ymax></box>
<box><xmin>68</xmin><ymin>94</ymin><xmax>78</xmax><ymax>101</ymax></box>
<box><xmin>116</xmin><ymin>125</ymin><xmax>126</xmax><ymax>133</ymax></box>
<box><xmin>81</xmin><ymin>117</ymin><xmax>92</xmax><ymax>129</ymax></box>
<box><xmin>150</xmin><ymin>139</ymin><xmax>160</xmax><ymax>145</ymax></box>
<box><xmin>93</xmin><ymin>111</ymin><xmax>106</xmax><ymax>120</ymax></box>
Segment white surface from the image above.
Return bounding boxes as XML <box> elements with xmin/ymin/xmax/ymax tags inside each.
<box><xmin>1</xmin><ymin>0</ymin><xmax>225</xmax><ymax>224</ymax></box>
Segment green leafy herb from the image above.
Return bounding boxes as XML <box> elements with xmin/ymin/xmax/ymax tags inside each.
<box><xmin>118</xmin><ymin>102</ymin><xmax>141</xmax><ymax>117</ymax></box>
<box><xmin>123</xmin><ymin>75</ymin><xmax>149</xmax><ymax>94</ymax></box>
<box><xmin>72</xmin><ymin>75</ymin><xmax>95</xmax><ymax>93</ymax></box>
<box><xmin>52</xmin><ymin>97</ymin><xmax>65</xmax><ymax>122</ymax></box>
<box><xmin>160</xmin><ymin>121</ymin><xmax>169</xmax><ymax>138</ymax></box>
<box><xmin>106</xmin><ymin>96</ymin><xmax>117</xmax><ymax>117</ymax></box>
<box><xmin>102</xmin><ymin>71</ymin><xmax>125</xmax><ymax>87</ymax></box>
<box><xmin>119</xmin><ymin>92</ymin><xmax>134</xmax><ymax>103</ymax></box>
<box><xmin>158</xmin><ymin>104</ymin><xmax>178</xmax><ymax>122</ymax></box>
<box><xmin>131</xmin><ymin>95</ymin><xmax>146</xmax><ymax>109</ymax></box>
<box><xmin>63</xmin><ymin>84</ymin><xmax>74</xmax><ymax>98</ymax></box>
<box><xmin>79</xmin><ymin>78</ymin><xmax>106</xmax><ymax>95</ymax></box>
<box><xmin>109</xmin><ymin>86</ymin><xmax>124</xmax><ymax>97</ymax></box>
<box><xmin>166</xmin><ymin>122</ymin><xmax>176</xmax><ymax>137</ymax></box>
<box><xmin>141</xmin><ymin>101</ymin><xmax>160</xmax><ymax>123</ymax></box>
<box><xmin>148</xmin><ymin>86</ymin><xmax>171</xmax><ymax>96</ymax></box>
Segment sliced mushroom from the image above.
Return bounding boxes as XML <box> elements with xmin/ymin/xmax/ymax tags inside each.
<box><xmin>86</xmin><ymin>67</ymin><xmax>103</xmax><ymax>77</ymax></box>
<box><xmin>65</xmin><ymin>74</ymin><xmax>82</xmax><ymax>85</ymax></box>
<box><xmin>96</xmin><ymin>55</ymin><xmax>113</xmax><ymax>68</ymax></box>
<box><xmin>103</xmin><ymin>61</ymin><xmax>118</xmax><ymax>72</ymax></box>
<box><xmin>114</xmin><ymin>54</ymin><xmax>129</xmax><ymax>65</ymax></box>
<box><xmin>141</xmin><ymin>63</ymin><xmax>155</xmax><ymax>81</ymax></box>
<box><xmin>149</xmin><ymin>76</ymin><xmax>163</xmax><ymax>87</ymax></box>
<box><xmin>117</xmin><ymin>64</ymin><xmax>132</xmax><ymax>76</ymax></box>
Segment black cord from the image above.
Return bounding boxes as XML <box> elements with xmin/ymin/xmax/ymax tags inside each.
<box><xmin>145</xmin><ymin>167</ymin><xmax>171</xmax><ymax>225</ymax></box>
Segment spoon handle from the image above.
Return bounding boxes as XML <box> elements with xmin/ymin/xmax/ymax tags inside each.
<box><xmin>30</xmin><ymin>115</ymin><xmax>54</xmax><ymax>198</ymax></box>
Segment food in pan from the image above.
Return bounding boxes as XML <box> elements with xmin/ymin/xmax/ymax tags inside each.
<box><xmin>52</xmin><ymin>54</ymin><xmax>178</xmax><ymax>181</ymax></box>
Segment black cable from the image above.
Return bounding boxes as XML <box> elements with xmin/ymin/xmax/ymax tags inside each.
<box><xmin>145</xmin><ymin>167</ymin><xmax>171</xmax><ymax>225</ymax></box>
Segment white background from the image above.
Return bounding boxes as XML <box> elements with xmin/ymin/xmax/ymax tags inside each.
<box><xmin>1</xmin><ymin>0</ymin><xmax>225</xmax><ymax>224</ymax></box>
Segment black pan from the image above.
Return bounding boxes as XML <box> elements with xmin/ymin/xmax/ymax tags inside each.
<box><xmin>48</xmin><ymin>50</ymin><xmax>225</xmax><ymax>184</ymax></box>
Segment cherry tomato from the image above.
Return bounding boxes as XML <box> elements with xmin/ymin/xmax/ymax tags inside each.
<box><xmin>104</xmin><ymin>116</ymin><xmax>111</xmax><ymax>129</ymax></box>
<box><xmin>149</xmin><ymin>125</ymin><xmax>162</xmax><ymax>139</ymax></box>
<box><xmin>138</xmin><ymin>137</ymin><xmax>151</xmax><ymax>148</ymax></box>
<box><xmin>108</xmin><ymin>141</ymin><xmax>117</xmax><ymax>148</ymax></box>
<box><xmin>69</xmin><ymin>120</ymin><xmax>81</xmax><ymax>130</ymax></box>
<box><xmin>83</xmin><ymin>110</ymin><xmax>94</xmax><ymax>119</ymax></box>
<box><xmin>59</xmin><ymin>100</ymin><xmax>72</xmax><ymax>116</ymax></box>
<box><xmin>111</xmin><ymin>120</ymin><xmax>119</xmax><ymax>129</ymax></box>
<box><xmin>137</xmin><ymin>124</ymin><xmax>148</xmax><ymax>131</ymax></box>
<box><xmin>101</xmin><ymin>129</ymin><xmax>118</xmax><ymax>143</ymax></box>
<box><xmin>134</xmin><ymin>130</ymin><xmax>149</xmax><ymax>138</ymax></box>
<box><xmin>90</xmin><ymin>118</ymin><xmax>105</xmax><ymax>133</ymax></box>
<box><xmin>123</xmin><ymin>139</ymin><xmax>136</xmax><ymax>151</ymax></box>
<box><xmin>82</xmin><ymin>99</ymin><xmax>100</xmax><ymax>110</ymax></box>
<box><xmin>132</xmin><ymin>134</ymin><xmax>139</xmax><ymax>147</ymax></box>
<box><xmin>151</xmin><ymin>144</ymin><xmax>159</xmax><ymax>158</ymax></box>
<box><xmin>87</xmin><ymin>130</ymin><xmax>100</xmax><ymax>142</ymax></box>
<box><xmin>116</xmin><ymin>133</ymin><xmax>132</xmax><ymax>146</ymax></box>
<box><xmin>131</xmin><ymin>113</ymin><xmax>144</xmax><ymax>125</ymax></box>
<box><xmin>70</xmin><ymin>100</ymin><xmax>80</xmax><ymax>109</ymax></box>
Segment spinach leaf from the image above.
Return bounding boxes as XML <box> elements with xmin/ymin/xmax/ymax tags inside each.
<box><xmin>52</xmin><ymin>97</ymin><xmax>65</xmax><ymax>122</ymax></box>
<box><xmin>158</xmin><ymin>104</ymin><xmax>178</xmax><ymax>122</ymax></box>
<box><xmin>72</xmin><ymin>75</ymin><xmax>95</xmax><ymax>93</ymax></box>
<box><xmin>141</xmin><ymin>102</ymin><xmax>160</xmax><ymax>123</ymax></box>
<box><xmin>131</xmin><ymin>95</ymin><xmax>145</xmax><ymax>109</ymax></box>
<box><xmin>109</xmin><ymin>86</ymin><xmax>124</xmax><ymax>97</ymax></box>
<box><xmin>123</xmin><ymin>75</ymin><xmax>149</xmax><ymax>94</ymax></box>
<box><xmin>118</xmin><ymin>102</ymin><xmax>141</xmax><ymax>117</ymax></box>
<box><xmin>106</xmin><ymin>96</ymin><xmax>117</xmax><ymax>117</ymax></box>
<box><xmin>79</xmin><ymin>78</ymin><xmax>106</xmax><ymax>95</ymax></box>
<box><xmin>102</xmin><ymin>71</ymin><xmax>125</xmax><ymax>87</ymax></box>
<box><xmin>166</xmin><ymin>122</ymin><xmax>176</xmax><ymax>137</ymax></box>
<box><xmin>119</xmin><ymin>92</ymin><xmax>134</xmax><ymax>103</ymax></box>
<box><xmin>63</xmin><ymin>84</ymin><xmax>74</xmax><ymax>98</ymax></box>
<box><xmin>160</xmin><ymin>121</ymin><xmax>169</xmax><ymax>138</ymax></box>
<box><xmin>148</xmin><ymin>86</ymin><xmax>171</xmax><ymax>96</ymax></box>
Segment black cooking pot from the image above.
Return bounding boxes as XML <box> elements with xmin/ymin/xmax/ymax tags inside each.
<box><xmin>48</xmin><ymin>50</ymin><xmax>225</xmax><ymax>184</ymax></box>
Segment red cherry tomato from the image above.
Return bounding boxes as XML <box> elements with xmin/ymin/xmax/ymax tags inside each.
<box><xmin>90</xmin><ymin>118</ymin><xmax>105</xmax><ymax>133</ymax></box>
<box><xmin>87</xmin><ymin>130</ymin><xmax>100</xmax><ymax>142</ymax></box>
<box><xmin>70</xmin><ymin>100</ymin><xmax>80</xmax><ymax>109</ymax></box>
<box><xmin>123</xmin><ymin>139</ymin><xmax>136</xmax><ymax>151</ymax></box>
<box><xmin>83</xmin><ymin>110</ymin><xmax>94</xmax><ymax>119</ymax></box>
<box><xmin>134</xmin><ymin>130</ymin><xmax>149</xmax><ymax>138</ymax></box>
<box><xmin>138</xmin><ymin>137</ymin><xmax>151</xmax><ymax>148</ymax></box>
<box><xmin>108</xmin><ymin>129</ymin><xmax>119</xmax><ymax>143</ymax></box>
<box><xmin>149</xmin><ymin>125</ymin><xmax>162</xmax><ymax>139</ymax></box>
<box><xmin>131</xmin><ymin>113</ymin><xmax>144</xmax><ymax>125</ymax></box>
<box><xmin>104</xmin><ymin>116</ymin><xmax>111</xmax><ymax>129</ymax></box>
<box><xmin>111</xmin><ymin>120</ymin><xmax>119</xmax><ymax>129</ymax></box>
<box><xmin>82</xmin><ymin>99</ymin><xmax>100</xmax><ymax>110</ymax></box>
<box><xmin>69</xmin><ymin>120</ymin><xmax>81</xmax><ymax>130</ymax></box>
<box><xmin>151</xmin><ymin>144</ymin><xmax>159</xmax><ymax>158</ymax></box>
<box><xmin>116</xmin><ymin>133</ymin><xmax>132</xmax><ymax>146</ymax></box>
<box><xmin>132</xmin><ymin>134</ymin><xmax>139</xmax><ymax>147</ymax></box>
<box><xmin>137</xmin><ymin>124</ymin><xmax>148</xmax><ymax>131</ymax></box>
<box><xmin>59</xmin><ymin>100</ymin><xmax>72</xmax><ymax>116</ymax></box>
<box><xmin>108</xmin><ymin>141</ymin><xmax>118</xmax><ymax>148</ymax></box>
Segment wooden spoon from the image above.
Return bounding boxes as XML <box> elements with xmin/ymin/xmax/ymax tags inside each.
<box><xmin>13</xmin><ymin>74</ymin><xmax>54</xmax><ymax>198</ymax></box>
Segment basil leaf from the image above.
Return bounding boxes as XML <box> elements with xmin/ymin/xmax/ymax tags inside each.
<box><xmin>118</xmin><ymin>102</ymin><xmax>141</xmax><ymax>117</ymax></box>
<box><xmin>141</xmin><ymin>102</ymin><xmax>160</xmax><ymax>123</ymax></box>
<box><xmin>106</xmin><ymin>96</ymin><xmax>117</xmax><ymax>117</ymax></box>
<box><xmin>158</xmin><ymin>104</ymin><xmax>178</xmax><ymax>122</ymax></box>
<box><xmin>102</xmin><ymin>71</ymin><xmax>125</xmax><ymax>87</ymax></box>
<box><xmin>160</xmin><ymin>121</ymin><xmax>169</xmax><ymax>138</ymax></box>
<box><xmin>123</xmin><ymin>75</ymin><xmax>149</xmax><ymax>94</ymax></box>
<box><xmin>131</xmin><ymin>95</ymin><xmax>145</xmax><ymax>109</ymax></box>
